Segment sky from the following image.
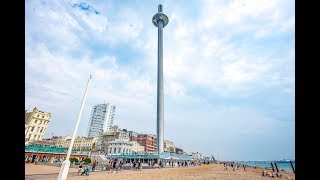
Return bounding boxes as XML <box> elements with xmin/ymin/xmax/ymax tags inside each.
<box><xmin>25</xmin><ymin>0</ymin><xmax>295</xmax><ymax>161</ymax></box>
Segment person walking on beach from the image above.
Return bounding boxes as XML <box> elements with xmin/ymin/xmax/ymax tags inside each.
<box><xmin>243</xmin><ymin>165</ymin><xmax>247</xmax><ymax>171</ymax></box>
<box><xmin>113</xmin><ymin>160</ymin><xmax>117</xmax><ymax>174</ymax></box>
<box><xmin>119</xmin><ymin>160</ymin><xmax>123</xmax><ymax>171</ymax></box>
<box><xmin>77</xmin><ymin>161</ymin><xmax>84</xmax><ymax>175</ymax></box>
<box><xmin>133</xmin><ymin>161</ymin><xmax>136</xmax><ymax>170</ymax></box>
<box><xmin>109</xmin><ymin>160</ymin><xmax>113</xmax><ymax>172</ymax></box>
<box><xmin>135</xmin><ymin>161</ymin><xmax>138</xmax><ymax>170</ymax></box>
<box><xmin>92</xmin><ymin>160</ymin><xmax>96</xmax><ymax>172</ymax></box>
<box><xmin>130</xmin><ymin>160</ymin><xmax>133</xmax><ymax>170</ymax></box>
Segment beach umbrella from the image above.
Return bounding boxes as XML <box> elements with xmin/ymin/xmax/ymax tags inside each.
<box><xmin>270</xmin><ymin>162</ymin><xmax>275</xmax><ymax>172</ymax></box>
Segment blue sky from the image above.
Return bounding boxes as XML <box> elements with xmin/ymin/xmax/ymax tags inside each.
<box><xmin>25</xmin><ymin>0</ymin><xmax>294</xmax><ymax>161</ymax></box>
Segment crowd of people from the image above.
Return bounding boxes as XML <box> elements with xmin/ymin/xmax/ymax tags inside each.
<box><xmin>108</xmin><ymin>159</ymin><xmax>125</xmax><ymax>173</ymax></box>
<box><xmin>223</xmin><ymin>162</ymin><xmax>247</xmax><ymax>171</ymax></box>
<box><xmin>74</xmin><ymin>158</ymin><xmax>211</xmax><ymax>176</ymax></box>
<box><xmin>262</xmin><ymin>170</ymin><xmax>283</xmax><ymax>178</ymax></box>
<box><xmin>221</xmin><ymin>162</ymin><xmax>284</xmax><ymax>178</ymax></box>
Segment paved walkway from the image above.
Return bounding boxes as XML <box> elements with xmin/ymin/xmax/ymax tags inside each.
<box><xmin>25</xmin><ymin>163</ymin><xmax>157</xmax><ymax>179</ymax></box>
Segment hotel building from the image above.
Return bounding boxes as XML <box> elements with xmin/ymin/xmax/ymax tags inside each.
<box><xmin>25</xmin><ymin>107</ymin><xmax>51</xmax><ymax>145</ymax></box>
<box><xmin>86</xmin><ymin>103</ymin><xmax>116</xmax><ymax>150</ymax></box>
<box><xmin>52</xmin><ymin>136</ymin><xmax>98</xmax><ymax>151</ymax></box>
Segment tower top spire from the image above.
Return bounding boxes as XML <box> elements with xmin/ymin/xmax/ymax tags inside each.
<box><xmin>158</xmin><ymin>4</ymin><xmax>162</xmax><ymax>12</ymax></box>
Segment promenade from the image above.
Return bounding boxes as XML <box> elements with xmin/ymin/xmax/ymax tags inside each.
<box><xmin>25</xmin><ymin>163</ymin><xmax>295</xmax><ymax>180</ymax></box>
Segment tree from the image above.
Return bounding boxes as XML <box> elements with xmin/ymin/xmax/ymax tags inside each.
<box><xmin>69</xmin><ymin>157</ymin><xmax>79</xmax><ymax>164</ymax></box>
<box><xmin>83</xmin><ymin>157</ymin><xmax>91</xmax><ymax>164</ymax></box>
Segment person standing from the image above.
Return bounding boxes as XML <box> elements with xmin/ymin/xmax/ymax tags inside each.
<box><xmin>113</xmin><ymin>160</ymin><xmax>117</xmax><ymax>174</ymax></box>
<box><xmin>92</xmin><ymin>160</ymin><xmax>96</xmax><ymax>172</ymax></box>
<box><xmin>138</xmin><ymin>161</ymin><xmax>141</xmax><ymax>170</ymax></box>
<box><xmin>77</xmin><ymin>161</ymin><xmax>84</xmax><ymax>175</ymax></box>
<box><xmin>109</xmin><ymin>160</ymin><xmax>113</xmax><ymax>172</ymax></box>
<box><xmin>119</xmin><ymin>160</ymin><xmax>123</xmax><ymax>171</ymax></box>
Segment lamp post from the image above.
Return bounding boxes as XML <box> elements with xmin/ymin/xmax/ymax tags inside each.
<box><xmin>58</xmin><ymin>75</ymin><xmax>92</xmax><ymax>180</ymax></box>
<box><xmin>152</xmin><ymin>4</ymin><xmax>169</xmax><ymax>160</ymax></box>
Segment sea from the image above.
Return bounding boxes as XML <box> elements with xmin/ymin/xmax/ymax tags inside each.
<box><xmin>236</xmin><ymin>161</ymin><xmax>295</xmax><ymax>173</ymax></box>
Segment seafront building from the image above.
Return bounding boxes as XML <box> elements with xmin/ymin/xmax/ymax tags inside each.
<box><xmin>87</xmin><ymin>103</ymin><xmax>116</xmax><ymax>150</ymax></box>
<box><xmin>128</xmin><ymin>130</ymin><xmax>139</xmax><ymax>141</ymax></box>
<box><xmin>175</xmin><ymin>147</ymin><xmax>184</xmax><ymax>154</ymax></box>
<box><xmin>106</xmin><ymin>139</ymin><xmax>145</xmax><ymax>155</ymax></box>
<box><xmin>104</xmin><ymin>105</ymin><xmax>116</xmax><ymax>132</ymax></box>
<box><xmin>29</xmin><ymin>139</ymin><xmax>55</xmax><ymax>146</ymax></box>
<box><xmin>101</xmin><ymin>126</ymin><xmax>129</xmax><ymax>152</ymax></box>
<box><xmin>25</xmin><ymin>144</ymin><xmax>89</xmax><ymax>163</ymax></box>
<box><xmin>87</xmin><ymin>103</ymin><xmax>109</xmax><ymax>138</ymax></box>
<box><xmin>25</xmin><ymin>107</ymin><xmax>52</xmax><ymax>145</ymax></box>
<box><xmin>52</xmin><ymin>136</ymin><xmax>98</xmax><ymax>151</ymax></box>
<box><xmin>101</xmin><ymin>128</ymin><xmax>165</xmax><ymax>154</ymax></box>
<box><xmin>135</xmin><ymin>134</ymin><xmax>157</xmax><ymax>152</ymax></box>
<box><xmin>164</xmin><ymin>140</ymin><xmax>176</xmax><ymax>153</ymax></box>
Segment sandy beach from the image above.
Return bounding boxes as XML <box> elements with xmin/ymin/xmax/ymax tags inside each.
<box><xmin>25</xmin><ymin>163</ymin><xmax>295</xmax><ymax>180</ymax></box>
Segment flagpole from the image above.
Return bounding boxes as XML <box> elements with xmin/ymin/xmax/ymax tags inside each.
<box><xmin>58</xmin><ymin>75</ymin><xmax>92</xmax><ymax>180</ymax></box>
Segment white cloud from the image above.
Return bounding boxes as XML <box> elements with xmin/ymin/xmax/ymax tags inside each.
<box><xmin>25</xmin><ymin>41</ymin><xmax>157</xmax><ymax>136</ymax></box>
<box><xmin>129</xmin><ymin>0</ymin><xmax>294</xmax><ymax>98</ymax></box>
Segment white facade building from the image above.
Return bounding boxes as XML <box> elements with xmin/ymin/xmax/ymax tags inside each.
<box><xmin>131</xmin><ymin>141</ymin><xmax>145</xmax><ymax>153</ymax></box>
<box><xmin>87</xmin><ymin>103</ymin><xmax>116</xmax><ymax>150</ymax></box>
<box><xmin>87</xmin><ymin>103</ymin><xmax>109</xmax><ymax>138</ymax></box>
<box><xmin>87</xmin><ymin>103</ymin><xmax>116</xmax><ymax>137</ymax></box>
<box><xmin>106</xmin><ymin>140</ymin><xmax>145</xmax><ymax>155</ymax></box>
<box><xmin>25</xmin><ymin>107</ymin><xmax>51</xmax><ymax>145</ymax></box>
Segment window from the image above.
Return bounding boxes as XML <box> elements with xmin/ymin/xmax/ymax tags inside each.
<box><xmin>34</xmin><ymin>134</ymin><xmax>37</xmax><ymax>140</ymax></box>
<box><xmin>31</xmin><ymin>126</ymin><xmax>34</xmax><ymax>132</ymax></box>
<box><xmin>109</xmin><ymin>147</ymin><xmax>112</xmax><ymax>153</ymax></box>
<box><xmin>118</xmin><ymin>147</ymin><xmax>121</xmax><ymax>153</ymax></box>
<box><xmin>114</xmin><ymin>147</ymin><xmax>116</xmax><ymax>153</ymax></box>
<box><xmin>37</xmin><ymin>115</ymin><xmax>39</xmax><ymax>117</ymax></box>
<box><xmin>35</xmin><ymin>120</ymin><xmax>37</xmax><ymax>123</ymax></box>
<box><xmin>37</xmin><ymin>127</ymin><xmax>40</xmax><ymax>132</ymax></box>
<box><xmin>42</xmin><ymin>115</ymin><xmax>44</xmax><ymax>118</ymax></box>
